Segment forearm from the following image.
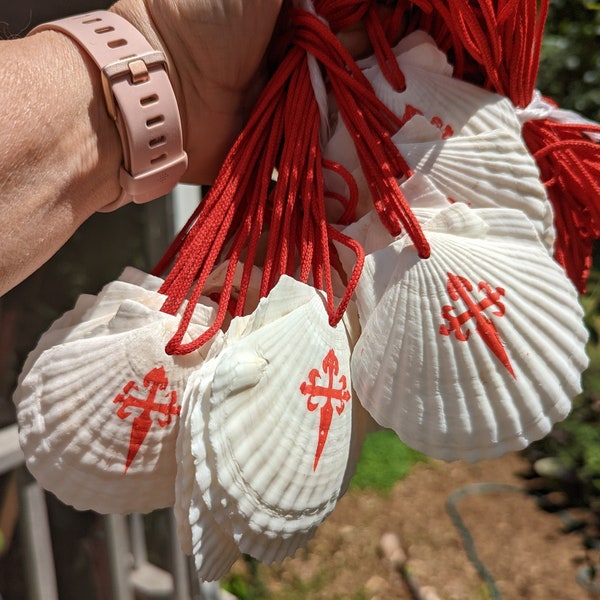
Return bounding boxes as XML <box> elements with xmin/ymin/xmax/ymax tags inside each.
<box><xmin>0</xmin><ymin>0</ymin><xmax>285</xmax><ymax>296</ymax></box>
<box><xmin>0</xmin><ymin>30</ymin><xmax>121</xmax><ymax>295</ymax></box>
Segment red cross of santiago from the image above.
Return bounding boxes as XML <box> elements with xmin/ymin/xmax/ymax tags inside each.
<box><xmin>439</xmin><ymin>272</ymin><xmax>515</xmax><ymax>377</ymax></box>
<box><xmin>113</xmin><ymin>366</ymin><xmax>181</xmax><ymax>473</ymax></box>
<box><xmin>300</xmin><ymin>349</ymin><xmax>351</xmax><ymax>471</ymax></box>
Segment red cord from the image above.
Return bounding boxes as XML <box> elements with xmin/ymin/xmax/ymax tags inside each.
<box><xmin>156</xmin><ymin>4</ymin><xmax>402</xmax><ymax>355</ymax></box>
<box><xmin>523</xmin><ymin>118</ymin><xmax>600</xmax><ymax>292</ymax></box>
<box><xmin>151</xmin><ymin>0</ymin><xmax>598</xmax><ymax>356</ymax></box>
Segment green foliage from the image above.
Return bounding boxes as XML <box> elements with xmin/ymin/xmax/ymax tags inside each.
<box><xmin>544</xmin><ymin>402</ymin><xmax>600</xmax><ymax>496</ymax></box>
<box><xmin>529</xmin><ymin>272</ymin><xmax>600</xmax><ymax>503</ymax></box>
<box><xmin>268</xmin><ymin>571</ymin><xmax>329</xmax><ymax>599</ymax></box>
<box><xmin>537</xmin><ymin>0</ymin><xmax>600</xmax><ymax>120</ymax></box>
<box><xmin>222</xmin><ymin>574</ymin><xmax>252</xmax><ymax>599</ymax></box>
<box><xmin>222</xmin><ymin>557</ymin><xmax>270</xmax><ymax>600</ymax></box>
<box><xmin>278</xmin><ymin>580</ymin><xmax>368</xmax><ymax>600</ymax></box>
<box><xmin>223</xmin><ymin>568</ymin><xmax>368</xmax><ymax>600</ymax></box>
<box><xmin>349</xmin><ymin>429</ymin><xmax>427</xmax><ymax>493</ymax></box>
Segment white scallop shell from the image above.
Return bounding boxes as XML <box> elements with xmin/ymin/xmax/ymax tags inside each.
<box><xmin>14</xmin><ymin>297</ymin><xmax>217</xmax><ymax>514</ymax></box>
<box><xmin>69</xmin><ymin>266</ymin><xmax>165</xmax><ymax>322</ymax></box>
<box><xmin>351</xmin><ymin>203</ymin><xmax>588</xmax><ymax>461</ymax></box>
<box><xmin>16</xmin><ymin>267</ymin><xmax>168</xmax><ymax>378</ymax></box>
<box><xmin>186</xmin><ymin>276</ymin><xmax>355</xmax><ymax>563</ymax></box>
<box><xmin>174</xmin><ymin>341</ymin><xmax>241</xmax><ymax>581</ymax></box>
<box><xmin>325</xmin><ymin>116</ymin><xmax>554</xmax><ymax>250</ymax></box>
<box><xmin>332</xmin><ymin>176</ymin><xmax>447</xmax><ymax>291</ymax></box>
<box><xmin>338</xmin><ymin>175</ymin><xmax>443</xmax><ymax>255</ymax></box>
<box><xmin>323</xmin><ymin>31</ymin><xmax>550</xmax><ymax>230</ymax></box>
<box><xmin>358</xmin><ymin>30</ymin><xmax>523</xmax><ymax>138</ymax></box>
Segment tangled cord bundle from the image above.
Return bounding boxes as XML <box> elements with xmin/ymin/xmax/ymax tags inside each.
<box><xmin>153</xmin><ymin>0</ymin><xmax>437</xmax><ymax>356</ymax></box>
<box><xmin>523</xmin><ymin>116</ymin><xmax>600</xmax><ymax>291</ymax></box>
<box><xmin>11</xmin><ymin>0</ymin><xmax>600</xmax><ymax>582</ymax></box>
<box><xmin>153</xmin><ymin>0</ymin><xmax>600</xmax><ymax>354</ymax></box>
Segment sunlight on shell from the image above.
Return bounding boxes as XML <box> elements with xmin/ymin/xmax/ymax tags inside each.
<box><xmin>17</xmin><ymin>267</ymin><xmax>166</xmax><ymax>377</ymax></box>
<box><xmin>359</xmin><ymin>31</ymin><xmax>523</xmax><ymax>138</ymax></box>
<box><xmin>324</xmin><ymin>113</ymin><xmax>554</xmax><ymax>244</ymax></box>
<box><xmin>333</xmin><ymin>176</ymin><xmax>446</xmax><ymax>293</ymax></box>
<box><xmin>337</xmin><ymin>175</ymin><xmax>445</xmax><ymax>261</ymax></box>
<box><xmin>175</xmin><ymin>341</ymin><xmax>241</xmax><ymax>581</ymax></box>
<box><xmin>350</xmin><ymin>204</ymin><xmax>588</xmax><ymax>461</ymax></box>
<box><xmin>323</xmin><ymin>31</ymin><xmax>544</xmax><ymax>225</ymax></box>
<box><xmin>13</xmin><ymin>272</ymin><xmax>217</xmax><ymax>514</ymax></box>
<box><xmin>393</xmin><ymin>125</ymin><xmax>555</xmax><ymax>250</ymax></box>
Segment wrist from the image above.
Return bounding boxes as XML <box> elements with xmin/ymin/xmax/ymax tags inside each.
<box><xmin>59</xmin><ymin>31</ymin><xmax>124</xmax><ymax>212</ymax></box>
<box><xmin>17</xmin><ymin>30</ymin><xmax>123</xmax><ymax>214</ymax></box>
<box><xmin>109</xmin><ymin>0</ymin><xmax>249</xmax><ymax>184</ymax></box>
<box><xmin>30</xmin><ymin>10</ymin><xmax>188</xmax><ymax>208</ymax></box>
<box><xmin>109</xmin><ymin>1</ymin><xmax>190</xmax><ymax>168</ymax></box>
<box><xmin>0</xmin><ymin>31</ymin><xmax>122</xmax><ymax>293</ymax></box>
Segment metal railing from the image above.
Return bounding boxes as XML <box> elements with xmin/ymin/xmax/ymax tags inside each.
<box><xmin>1</xmin><ymin>424</ymin><xmax>59</xmax><ymax>599</ymax></box>
<box><xmin>0</xmin><ymin>185</ymin><xmax>233</xmax><ymax>600</ymax></box>
<box><xmin>0</xmin><ymin>425</ymin><xmax>232</xmax><ymax>600</ymax></box>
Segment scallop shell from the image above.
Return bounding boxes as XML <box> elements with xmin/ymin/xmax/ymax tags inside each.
<box><xmin>323</xmin><ymin>31</ymin><xmax>545</xmax><ymax>225</ymax></box>
<box><xmin>359</xmin><ymin>30</ymin><xmax>523</xmax><ymax>138</ymax></box>
<box><xmin>325</xmin><ymin>116</ymin><xmax>554</xmax><ymax>250</ymax></box>
<box><xmin>351</xmin><ymin>203</ymin><xmax>588</xmax><ymax>461</ymax></box>
<box><xmin>18</xmin><ymin>267</ymin><xmax>167</xmax><ymax>377</ymax></box>
<box><xmin>332</xmin><ymin>175</ymin><xmax>447</xmax><ymax>290</ymax></box>
<box><xmin>393</xmin><ymin>127</ymin><xmax>555</xmax><ymax>249</ymax></box>
<box><xmin>185</xmin><ymin>276</ymin><xmax>355</xmax><ymax>563</ymax></box>
<box><xmin>14</xmin><ymin>296</ymin><xmax>217</xmax><ymax>514</ymax></box>
<box><xmin>174</xmin><ymin>341</ymin><xmax>241</xmax><ymax>581</ymax></box>
<box><xmin>66</xmin><ymin>266</ymin><xmax>165</xmax><ymax>323</ymax></box>
<box><xmin>339</xmin><ymin>175</ymin><xmax>443</xmax><ymax>253</ymax></box>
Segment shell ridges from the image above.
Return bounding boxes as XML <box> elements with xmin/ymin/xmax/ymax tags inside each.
<box><xmin>351</xmin><ymin>204</ymin><xmax>588</xmax><ymax>461</ymax></box>
<box><xmin>14</xmin><ymin>274</ymin><xmax>218</xmax><ymax>514</ymax></box>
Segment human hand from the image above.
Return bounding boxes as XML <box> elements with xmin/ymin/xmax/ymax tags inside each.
<box><xmin>110</xmin><ymin>0</ymin><xmax>283</xmax><ymax>184</ymax></box>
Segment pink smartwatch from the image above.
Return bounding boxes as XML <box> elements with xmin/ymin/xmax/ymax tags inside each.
<box><xmin>30</xmin><ymin>11</ymin><xmax>188</xmax><ymax>209</ymax></box>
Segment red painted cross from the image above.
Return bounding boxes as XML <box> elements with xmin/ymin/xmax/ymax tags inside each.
<box><xmin>300</xmin><ymin>349</ymin><xmax>351</xmax><ymax>471</ymax></box>
<box><xmin>439</xmin><ymin>272</ymin><xmax>515</xmax><ymax>377</ymax></box>
<box><xmin>113</xmin><ymin>366</ymin><xmax>181</xmax><ymax>473</ymax></box>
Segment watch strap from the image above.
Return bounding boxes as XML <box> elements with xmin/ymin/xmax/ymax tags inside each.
<box><xmin>30</xmin><ymin>11</ymin><xmax>188</xmax><ymax>208</ymax></box>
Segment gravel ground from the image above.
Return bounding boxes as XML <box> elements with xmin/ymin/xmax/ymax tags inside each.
<box><xmin>231</xmin><ymin>452</ymin><xmax>593</xmax><ymax>599</ymax></box>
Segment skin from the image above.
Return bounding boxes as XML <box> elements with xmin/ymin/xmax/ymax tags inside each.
<box><xmin>0</xmin><ymin>0</ymin><xmax>371</xmax><ymax>296</ymax></box>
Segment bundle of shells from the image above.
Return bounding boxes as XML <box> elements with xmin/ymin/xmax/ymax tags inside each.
<box><xmin>13</xmin><ymin>0</ymin><xmax>600</xmax><ymax>581</ymax></box>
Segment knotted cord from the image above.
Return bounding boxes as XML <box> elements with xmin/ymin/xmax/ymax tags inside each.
<box><xmin>375</xmin><ymin>0</ymin><xmax>600</xmax><ymax>292</ymax></box>
<box><xmin>404</xmin><ymin>0</ymin><xmax>548</xmax><ymax>101</ymax></box>
<box><xmin>416</xmin><ymin>0</ymin><xmax>600</xmax><ymax>292</ymax></box>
